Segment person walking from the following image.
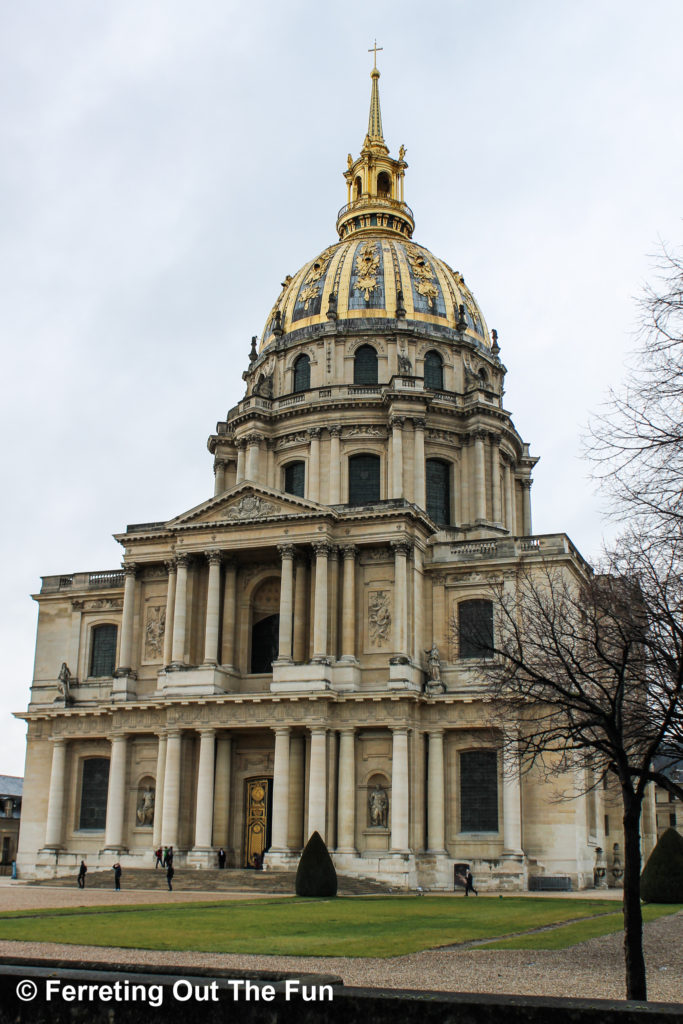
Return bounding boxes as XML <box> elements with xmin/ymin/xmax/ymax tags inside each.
<box><xmin>154</xmin><ymin>847</ymin><xmax>163</xmax><ymax>869</ymax></box>
<box><xmin>162</xmin><ymin>846</ymin><xmax>169</xmax><ymax>867</ymax></box>
<box><xmin>166</xmin><ymin>863</ymin><xmax>174</xmax><ymax>891</ymax></box>
<box><xmin>166</xmin><ymin>846</ymin><xmax>174</xmax><ymax>867</ymax></box>
<box><xmin>217</xmin><ymin>847</ymin><xmax>226</xmax><ymax>869</ymax></box>
<box><xmin>112</xmin><ymin>862</ymin><xmax>122</xmax><ymax>891</ymax></box>
<box><xmin>77</xmin><ymin>861</ymin><xmax>87</xmax><ymax>889</ymax></box>
<box><xmin>464</xmin><ymin>868</ymin><xmax>478</xmax><ymax>896</ymax></box>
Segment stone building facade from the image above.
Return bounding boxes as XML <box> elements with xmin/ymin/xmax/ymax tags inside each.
<box><xmin>16</xmin><ymin>65</ymin><xmax>656</xmax><ymax>888</ymax></box>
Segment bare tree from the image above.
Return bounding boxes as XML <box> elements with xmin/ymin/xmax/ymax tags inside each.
<box><xmin>587</xmin><ymin>245</ymin><xmax>683</xmax><ymax>536</ymax></box>
<box><xmin>483</xmin><ymin>534</ymin><xmax>683</xmax><ymax>1001</ymax></box>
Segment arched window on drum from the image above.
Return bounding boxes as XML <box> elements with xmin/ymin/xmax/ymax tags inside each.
<box><xmin>293</xmin><ymin>354</ymin><xmax>310</xmax><ymax>392</ymax></box>
<box><xmin>424</xmin><ymin>350</ymin><xmax>444</xmax><ymax>390</ymax></box>
<box><xmin>354</xmin><ymin>345</ymin><xmax>378</xmax><ymax>385</ymax></box>
<box><xmin>426</xmin><ymin>458</ymin><xmax>451</xmax><ymax>526</ymax></box>
<box><xmin>348</xmin><ymin>454</ymin><xmax>380</xmax><ymax>505</ymax></box>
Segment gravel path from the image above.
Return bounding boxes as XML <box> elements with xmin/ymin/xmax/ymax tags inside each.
<box><xmin>0</xmin><ymin>884</ymin><xmax>680</xmax><ymax>1004</ymax></box>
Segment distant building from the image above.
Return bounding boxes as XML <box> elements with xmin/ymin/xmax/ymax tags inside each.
<box><xmin>653</xmin><ymin>758</ymin><xmax>683</xmax><ymax>840</ymax></box>
<box><xmin>0</xmin><ymin>776</ymin><xmax>22</xmax><ymax>873</ymax></box>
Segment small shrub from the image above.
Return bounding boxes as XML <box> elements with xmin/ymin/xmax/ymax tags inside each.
<box><xmin>295</xmin><ymin>831</ymin><xmax>337</xmax><ymax>897</ymax></box>
<box><xmin>641</xmin><ymin>827</ymin><xmax>683</xmax><ymax>903</ymax></box>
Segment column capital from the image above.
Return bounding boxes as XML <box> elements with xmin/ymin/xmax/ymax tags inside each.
<box><xmin>328</xmin><ymin>425</ymin><xmax>342</xmax><ymax>438</ymax></box>
<box><xmin>327</xmin><ymin>545</ymin><xmax>340</xmax><ymax>562</ymax></box>
<box><xmin>521</xmin><ymin>478</ymin><xmax>533</xmax><ymax>491</ymax></box>
<box><xmin>176</xmin><ymin>553</ymin><xmax>191</xmax><ymax>569</ymax></box>
<box><xmin>50</xmin><ymin>736</ymin><xmax>68</xmax><ymax>748</ymax></box>
<box><xmin>391</xmin><ymin>539</ymin><xmax>413</xmax><ymax>557</ymax></box>
<box><xmin>472</xmin><ymin>429</ymin><xmax>487</xmax><ymax>444</ymax></box>
<box><xmin>310</xmin><ymin>725</ymin><xmax>328</xmax><ymax>736</ymax></box>
<box><xmin>272</xmin><ymin>725</ymin><xmax>292</xmax><ymax>737</ymax></box>
<box><xmin>197</xmin><ymin>726</ymin><xmax>217</xmax><ymax>738</ymax></box>
<box><xmin>413</xmin><ymin>417</ymin><xmax>427</xmax><ymax>430</ymax></box>
<box><xmin>312</xmin><ymin>541</ymin><xmax>333</xmax><ymax>557</ymax></box>
<box><xmin>234</xmin><ymin>437</ymin><xmax>247</xmax><ymax>451</ymax></box>
<box><xmin>122</xmin><ymin>562</ymin><xmax>138</xmax><ymax>578</ymax></box>
<box><xmin>277</xmin><ymin>543</ymin><xmax>296</xmax><ymax>560</ymax></box>
<box><xmin>165</xmin><ymin>728</ymin><xmax>183</xmax><ymax>739</ymax></box>
<box><xmin>213</xmin><ymin>458</ymin><xmax>227</xmax><ymax>472</ymax></box>
<box><xmin>245</xmin><ymin>431</ymin><xmax>264</xmax><ymax>447</ymax></box>
<box><xmin>338</xmin><ymin>726</ymin><xmax>356</xmax><ymax>736</ymax></box>
<box><xmin>390</xmin><ymin>726</ymin><xmax>410</xmax><ymax>736</ymax></box>
<box><xmin>164</xmin><ymin>559</ymin><xmax>177</xmax><ymax>575</ymax></box>
<box><xmin>390</xmin><ymin>415</ymin><xmax>405</xmax><ymax>430</ymax></box>
<box><xmin>489</xmin><ymin>433</ymin><xmax>502</xmax><ymax>447</ymax></box>
<box><xmin>204</xmin><ymin>549</ymin><xmax>223</xmax><ymax>566</ymax></box>
<box><xmin>308</xmin><ymin>426</ymin><xmax>322</xmax><ymax>439</ymax></box>
<box><xmin>427</xmin><ymin>727</ymin><xmax>446</xmax><ymax>738</ymax></box>
<box><xmin>340</xmin><ymin>544</ymin><xmax>358</xmax><ymax>560</ymax></box>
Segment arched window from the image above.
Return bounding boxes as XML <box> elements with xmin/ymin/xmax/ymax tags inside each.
<box><xmin>460</xmin><ymin>750</ymin><xmax>498</xmax><ymax>832</ymax></box>
<box><xmin>293</xmin><ymin>354</ymin><xmax>310</xmax><ymax>392</ymax></box>
<box><xmin>424</xmin><ymin>350</ymin><xmax>444</xmax><ymax>390</ymax></box>
<box><xmin>79</xmin><ymin>757</ymin><xmax>110</xmax><ymax>830</ymax></box>
<box><xmin>377</xmin><ymin>171</ymin><xmax>391</xmax><ymax>197</ymax></box>
<box><xmin>354</xmin><ymin>345</ymin><xmax>378</xmax><ymax>385</ymax></box>
<box><xmin>478</xmin><ymin>367</ymin><xmax>489</xmax><ymax>387</ymax></box>
<box><xmin>90</xmin><ymin>624</ymin><xmax>117</xmax><ymax>677</ymax></box>
<box><xmin>250</xmin><ymin>578</ymin><xmax>280</xmax><ymax>673</ymax></box>
<box><xmin>284</xmin><ymin>461</ymin><xmax>305</xmax><ymax>498</ymax></box>
<box><xmin>426</xmin><ymin>459</ymin><xmax>451</xmax><ymax>526</ymax></box>
<box><xmin>348</xmin><ymin>453</ymin><xmax>381</xmax><ymax>505</ymax></box>
<box><xmin>354</xmin><ymin>176</ymin><xmax>362</xmax><ymax>200</ymax></box>
<box><xmin>458</xmin><ymin>599</ymin><xmax>494</xmax><ymax>659</ymax></box>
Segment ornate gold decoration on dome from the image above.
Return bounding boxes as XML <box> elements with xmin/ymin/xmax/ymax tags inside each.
<box><xmin>354</xmin><ymin>241</ymin><xmax>381</xmax><ymax>301</ymax></box>
<box><xmin>298</xmin><ymin>246</ymin><xmax>335</xmax><ymax>310</ymax></box>
<box><xmin>404</xmin><ymin>243</ymin><xmax>438</xmax><ymax>307</ymax></box>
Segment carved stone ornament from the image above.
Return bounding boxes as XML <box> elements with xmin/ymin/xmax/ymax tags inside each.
<box><xmin>223</xmin><ymin>495</ymin><xmax>279</xmax><ymax>521</ymax></box>
<box><xmin>344</xmin><ymin>425</ymin><xmax>384</xmax><ymax>437</ymax></box>
<box><xmin>298</xmin><ymin>247</ymin><xmax>335</xmax><ymax>309</ymax></box>
<box><xmin>368</xmin><ymin>591</ymin><xmax>391</xmax><ymax>647</ymax></box>
<box><xmin>354</xmin><ymin>241</ymin><xmax>381</xmax><ymax>301</ymax></box>
<box><xmin>135</xmin><ymin>785</ymin><xmax>155</xmax><ymax>827</ymax></box>
<box><xmin>55</xmin><ymin>662</ymin><xmax>73</xmax><ymax>705</ymax></box>
<box><xmin>144</xmin><ymin>606</ymin><xmax>166</xmax><ymax>661</ymax></box>
<box><xmin>424</xmin><ymin>643</ymin><xmax>446</xmax><ymax>695</ymax></box>
<box><xmin>405</xmin><ymin>244</ymin><xmax>438</xmax><ymax>307</ymax></box>
<box><xmin>368</xmin><ymin>784</ymin><xmax>389</xmax><ymax>827</ymax></box>
<box><xmin>71</xmin><ymin>598</ymin><xmax>123</xmax><ymax>612</ymax></box>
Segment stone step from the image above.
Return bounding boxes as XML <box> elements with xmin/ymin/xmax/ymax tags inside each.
<box><xmin>31</xmin><ymin>868</ymin><xmax>393</xmax><ymax>895</ymax></box>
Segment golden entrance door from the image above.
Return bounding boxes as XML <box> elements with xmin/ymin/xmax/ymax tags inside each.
<box><xmin>243</xmin><ymin>777</ymin><xmax>272</xmax><ymax>867</ymax></box>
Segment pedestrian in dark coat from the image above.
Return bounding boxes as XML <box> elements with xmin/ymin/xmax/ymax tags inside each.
<box><xmin>77</xmin><ymin>861</ymin><xmax>87</xmax><ymax>889</ymax></box>
<box><xmin>166</xmin><ymin>864</ymin><xmax>174</xmax><ymax>891</ymax></box>
<box><xmin>464</xmin><ymin>869</ymin><xmax>478</xmax><ymax>896</ymax></box>
<box><xmin>154</xmin><ymin>847</ymin><xmax>163</xmax><ymax>868</ymax></box>
<box><xmin>113</xmin><ymin>863</ymin><xmax>122</xmax><ymax>891</ymax></box>
<box><xmin>166</xmin><ymin>846</ymin><xmax>174</xmax><ymax>867</ymax></box>
<box><xmin>217</xmin><ymin>847</ymin><xmax>226</xmax><ymax>869</ymax></box>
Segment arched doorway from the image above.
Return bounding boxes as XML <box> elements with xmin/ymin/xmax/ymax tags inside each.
<box><xmin>243</xmin><ymin>777</ymin><xmax>273</xmax><ymax>867</ymax></box>
<box><xmin>250</xmin><ymin>578</ymin><xmax>280</xmax><ymax>673</ymax></box>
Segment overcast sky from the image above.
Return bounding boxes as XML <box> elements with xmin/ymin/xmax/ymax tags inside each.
<box><xmin>2</xmin><ymin>1</ymin><xmax>682</xmax><ymax>776</ymax></box>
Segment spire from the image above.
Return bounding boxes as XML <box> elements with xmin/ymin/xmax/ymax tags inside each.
<box><xmin>367</xmin><ymin>41</ymin><xmax>384</xmax><ymax>145</ymax></box>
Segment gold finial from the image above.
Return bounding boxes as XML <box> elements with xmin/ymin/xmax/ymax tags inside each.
<box><xmin>368</xmin><ymin>40</ymin><xmax>383</xmax><ymax>70</ymax></box>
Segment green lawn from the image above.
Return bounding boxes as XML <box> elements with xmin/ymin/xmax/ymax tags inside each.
<box><xmin>479</xmin><ymin>902</ymin><xmax>680</xmax><ymax>950</ymax></box>
<box><xmin>1</xmin><ymin>896</ymin><xmax>678</xmax><ymax>957</ymax></box>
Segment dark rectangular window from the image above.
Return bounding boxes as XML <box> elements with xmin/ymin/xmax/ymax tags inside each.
<box><xmin>426</xmin><ymin>459</ymin><xmax>450</xmax><ymax>525</ymax></box>
<box><xmin>671</xmin><ymin>812</ymin><xmax>677</xmax><ymax>827</ymax></box>
<box><xmin>79</xmin><ymin>757</ymin><xmax>110</xmax><ymax>830</ymax></box>
<box><xmin>90</xmin><ymin>624</ymin><xmax>117</xmax><ymax>677</ymax></box>
<box><xmin>459</xmin><ymin>600</ymin><xmax>493</xmax><ymax>659</ymax></box>
<box><xmin>460</xmin><ymin>750</ymin><xmax>498</xmax><ymax>832</ymax></box>
<box><xmin>605</xmin><ymin>814</ymin><xmax>610</xmax><ymax>836</ymax></box>
<box><xmin>348</xmin><ymin>454</ymin><xmax>380</xmax><ymax>505</ymax></box>
<box><xmin>284</xmin><ymin>461</ymin><xmax>305</xmax><ymax>497</ymax></box>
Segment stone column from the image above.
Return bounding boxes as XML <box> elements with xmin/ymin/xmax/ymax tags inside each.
<box><xmin>170</xmin><ymin>555</ymin><xmax>189</xmax><ymax>665</ymax></box>
<box><xmin>162</xmin><ymin>561</ymin><xmax>176</xmax><ymax>667</ymax></box>
<box><xmin>292</xmin><ymin>557</ymin><xmax>308</xmax><ymax>663</ymax></box>
<box><xmin>431</xmin><ymin>573</ymin><xmax>447</xmax><ymax>654</ymax></box>
<box><xmin>391</xmin><ymin>728</ymin><xmax>410</xmax><ymax>852</ymax></box>
<box><xmin>311</xmin><ymin>542</ymin><xmax>330</xmax><ymax>662</ymax></box>
<box><xmin>413</xmin><ymin>546</ymin><xmax>424</xmax><ymax>662</ymax></box>
<box><xmin>221</xmin><ymin>558</ymin><xmax>237</xmax><ymax>668</ymax></box>
<box><xmin>212</xmin><ymin>733</ymin><xmax>232</xmax><ymax>849</ymax></box>
<box><xmin>307</xmin><ymin>727</ymin><xmax>327</xmax><ymax>841</ymax></box>
<box><xmin>391</xmin><ymin>416</ymin><xmax>405</xmax><ymax>498</ymax></box>
<box><xmin>44</xmin><ymin>739</ymin><xmax>67</xmax><ymax>849</ymax></box>
<box><xmin>116</xmin><ymin>563</ymin><xmax>137</xmax><ymax>674</ymax></box>
<box><xmin>277</xmin><ymin>544</ymin><xmax>295</xmax><ymax>663</ymax></box>
<box><xmin>161</xmin><ymin>729</ymin><xmax>182</xmax><ymax>847</ymax></box>
<box><xmin>246</xmin><ymin>433</ymin><xmax>262</xmax><ymax>482</ymax></box>
<box><xmin>336</xmin><ymin>729</ymin><xmax>356</xmax><ymax>852</ymax></box>
<box><xmin>473</xmin><ymin>431</ymin><xmax>487</xmax><ymax>522</ymax></box>
<box><xmin>203</xmin><ymin>551</ymin><xmax>223</xmax><ymax>665</ymax></box>
<box><xmin>427</xmin><ymin>730</ymin><xmax>446</xmax><ymax>852</ymax></box>
<box><xmin>152</xmin><ymin>733</ymin><xmax>167</xmax><ymax>850</ymax></box>
<box><xmin>270</xmin><ymin>727</ymin><xmax>291</xmax><ymax>853</ymax></box>
<box><xmin>491</xmin><ymin>435</ymin><xmax>502</xmax><ymax>525</ymax></box>
<box><xmin>104</xmin><ymin>734</ymin><xmax>128</xmax><ymax>850</ymax></box>
<box><xmin>235</xmin><ymin>439</ymin><xmax>247</xmax><ymax>483</ymax></box>
<box><xmin>503</xmin><ymin>460</ymin><xmax>514</xmax><ymax>534</ymax></box>
<box><xmin>213</xmin><ymin>459</ymin><xmax>226</xmax><ymax>496</ymax></box>
<box><xmin>522</xmin><ymin>480</ymin><xmax>533</xmax><ymax>535</ymax></box>
<box><xmin>413</xmin><ymin>418</ymin><xmax>426</xmax><ymax>509</ymax></box>
<box><xmin>391</xmin><ymin>541</ymin><xmax>411</xmax><ymax>657</ymax></box>
<box><xmin>193</xmin><ymin>728</ymin><xmax>216</xmax><ymax>850</ymax></box>
<box><xmin>328</xmin><ymin>546</ymin><xmax>339</xmax><ymax>659</ymax></box>
<box><xmin>288</xmin><ymin>734</ymin><xmax>306</xmax><ymax>850</ymax></box>
<box><xmin>265</xmin><ymin>439</ymin><xmax>276</xmax><ymax>489</ymax></box>
<box><xmin>328</xmin><ymin>426</ymin><xmax>341</xmax><ymax>503</ymax></box>
<box><xmin>502</xmin><ymin>740</ymin><xmax>523</xmax><ymax>858</ymax></box>
<box><xmin>340</xmin><ymin>546</ymin><xmax>357</xmax><ymax>661</ymax></box>
<box><xmin>308</xmin><ymin>428</ymin><xmax>321</xmax><ymax>502</ymax></box>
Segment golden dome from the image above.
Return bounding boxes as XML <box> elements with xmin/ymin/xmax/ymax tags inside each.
<box><xmin>260</xmin><ymin>237</ymin><xmax>491</xmax><ymax>350</ymax></box>
<box><xmin>260</xmin><ymin>62</ymin><xmax>490</xmax><ymax>353</ymax></box>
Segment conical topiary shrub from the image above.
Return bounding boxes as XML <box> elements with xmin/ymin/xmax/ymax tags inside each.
<box><xmin>295</xmin><ymin>830</ymin><xmax>338</xmax><ymax>897</ymax></box>
<box><xmin>640</xmin><ymin>827</ymin><xmax>683</xmax><ymax>903</ymax></box>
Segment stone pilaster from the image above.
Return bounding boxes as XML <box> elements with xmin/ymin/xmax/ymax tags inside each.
<box><xmin>170</xmin><ymin>555</ymin><xmax>190</xmax><ymax>665</ymax></box>
<box><xmin>235</xmin><ymin>438</ymin><xmax>246</xmax><ymax>483</ymax></box>
<box><xmin>104</xmin><ymin>734</ymin><xmax>128</xmax><ymax>850</ymax></box>
<box><xmin>193</xmin><ymin>728</ymin><xmax>216</xmax><ymax>850</ymax></box>
<box><xmin>221</xmin><ymin>558</ymin><xmax>237</xmax><ymax>668</ymax></box>
<box><xmin>391</xmin><ymin>416</ymin><xmax>405</xmax><ymax>498</ymax></box>
<box><xmin>213</xmin><ymin>459</ymin><xmax>226</xmax><ymax>496</ymax></box>
<box><xmin>152</xmin><ymin>733</ymin><xmax>167</xmax><ymax>850</ymax></box>
<box><xmin>245</xmin><ymin>433</ymin><xmax>262</xmax><ymax>482</ymax></box>
<box><xmin>203</xmin><ymin>551</ymin><xmax>222</xmax><ymax>665</ymax></box>
<box><xmin>503</xmin><ymin>459</ymin><xmax>514</xmax><ymax>534</ymax></box>
<box><xmin>162</xmin><ymin>561</ymin><xmax>176</xmax><ymax>667</ymax></box>
<box><xmin>328</xmin><ymin>426</ymin><xmax>341</xmax><ymax>503</ymax></box>
<box><xmin>491</xmin><ymin>434</ymin><xmax>502</xmax><ymax>525</ymax></box>
<box><xmin>391</xmin><ymin>727</ymin><xmax>410</xmax><ymax>853</ymax></box>
<box><xmin>292</xmin><ymin>557</ymin><xmax>308</xmax><ymax>663</ymax></box>
<box><xmin>340</xmin><ymin>545</ymin><xmax>357</xmax><ymax>661</ymax></box>
<box><xmin>473</xmin><ymin>431</ymin><xmax>487</xmax><ymax>522</ymax></box>
<box><xmin>307</xmin><ymin>727</ymin><xmax>327</xmax><ymax>841</ymax></box>
<box><xmin>212</xmin><ymin>733</ymin><xmax>232</xmax><ymax>849</ymax></box>
<box><xmin>311</xmin><ymin>542</ymin><xmax>331</xmax><ymax>662</ymax></box>
<box><xmin>522</xmin><ymin>480</ymin><xmax>533</xmax><ymax>535</ymax></box>
<box><xmin>391</xmin><ymin>540</ymin><xmax>411</xmax><ymax>657</ymax></box>
<box><xmin>288</xmin><ymin>734</ymin><xmax>306</xmax><ymax>851</ymax></box>
<box><xmin>115</xmin><ymin>563</ymin><xmax>137</xmax><ymax>675</ymax></box>
<box><xmin>413</xmin><ymin>418</ymin><xmax>426</xmax><ymax>509</ymax></box>
<box><xmin>277</xmin><ymin>545</ymin><xmax>295</xmax><ymax>663</ymax></box>
<box><xmin>161</xmin><ymin>729</ymin><xmax>182</xmax><ymax>848</ymax></box>
<box><xmin>427</xmin><ymin>730</ymin><xmax>446</xmax><ymax>852</ymax></box>
<box><xmin>336</xmin><ymin>729</ymin><xmax>356</xmax><ymax>852</ymax></box>
<box><xmin>43</xmin><ymin>739</ymin><xmax>67</xmax><ymax>850</ymax></box>
<box><xmin>502</xmin><ymin>739</ymin><xmax>524</xmax><ymax>859</ymax></box>
<box><xmin>270</xmin><ymin>727</ymin><xmax>291</xmax><ymax>853</ymax></box>
<box><xmin>308</xmin><ymin>427</ymin><xmax>321</xmax><ymax>502</ymax></box>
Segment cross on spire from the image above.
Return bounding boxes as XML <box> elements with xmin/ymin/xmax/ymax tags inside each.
<box><xmin>368</xmin><ymin>40</ymin><xmax>383</xmax><ymax>70</ymax></box>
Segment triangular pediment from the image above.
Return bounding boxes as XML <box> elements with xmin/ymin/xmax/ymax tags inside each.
<box><xmin>166</xmin><ymin>483</ymin><xmax>333</xmax><ymax>529</ymax></box>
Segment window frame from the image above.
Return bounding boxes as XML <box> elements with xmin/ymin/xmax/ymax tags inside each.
<box><xmin>283</xmin><ymin>460</ymin><xmax>306</xmax><ymax>498</ymax></box>
<box><xmin>424</xmin><ymin>349</ymin><xmax>444</xmax><ymax>390</ymax></box>
<box><xmin>292</xmin><ymin>353</ymin><xmax>311</xmax><ymax>393</ymax></box>
<box><xmin>347</xmin><ymin>452</ymin><xmax>382</xmax><ymax>505</ymax></box>
<box><xmin>78</xmin><ymin>756</ymin><xmax>110</xmax><ymax>831</ymax></box>
<box><xmin>89</xmin><ymin>622</ymin><xmax>118</xmax><ymax>678</ymax></box>
<box><xmin>458</xmin><ymin>598</ymin><xmax>494</xmax><ymax>661</ymax></box>
<box><xmin>425</xmin><ymin>457</ymin><xmax>452</xmax><ymax>526</ymax></box>
<box><xmin>459</xmin><ymin>748</ymin><xmax>500</xmax><ymax>834</ymax></box>
<box><xmin>353</xmin><ymin>344</ymin><xmax>379</xmax><ymax>385</ymax></box>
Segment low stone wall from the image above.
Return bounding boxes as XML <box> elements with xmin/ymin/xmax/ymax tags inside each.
<box><xmin>0</xmin><ymin>959</ymin><xmax>679</xmax><ymax>1024</ymax></box>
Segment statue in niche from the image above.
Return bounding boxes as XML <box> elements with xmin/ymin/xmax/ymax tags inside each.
<box><xmin>424</xmin><ymin>644</ymin><xmax>445</xmax><ymax>695</ymax></box>
<box><xmin>397</xmin><ymin>350</ymin><xmax>412</xmax><ymax>375</ymax></box>
<box><xmin>55</xmin><ymin>662</ymin><xmax>73</xmax><ymax>704</ymax></box>
<box><xmin>368</xmin><ymin>784</ymin><xmax>389</xmax><ymax>828</ymax></box>
<box><xmin>136</xmin><ymin>786</ymin><xmax>155</xmax><ymax>827</ymax></box>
